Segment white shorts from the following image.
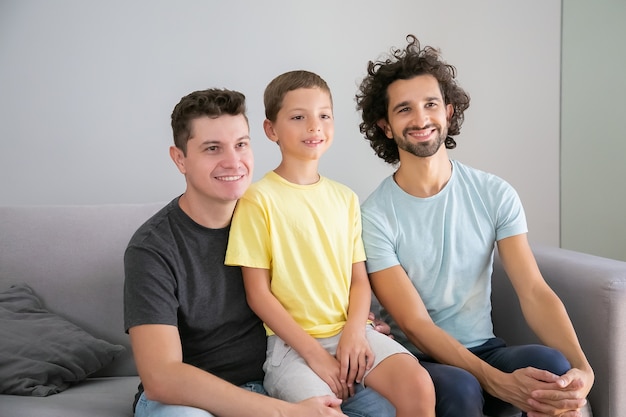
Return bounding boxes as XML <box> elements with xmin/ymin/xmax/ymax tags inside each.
<box><xmin>263</xmin><ymin>325</ymin><xmax>414</xmax><ymax>402</ymax></box>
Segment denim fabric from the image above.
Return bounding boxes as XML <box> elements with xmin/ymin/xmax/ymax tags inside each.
<box><xmin>341</xmin><ymin>385</ymin><xmax>395</xmax><ymax>417</ymax></box>
<box><xmin>134</xmin><ymin>380</ymin><xmax>394</xmax><ymax>417</ymax></box>
<box><xmin>418</xmin><ymin>338</ymin><xmax>571</xmax><ymax>417</ymax></box>
<box><xmin>134</xmin><ymin>381</ymin><xmax>266</xmax><ymax>417</ymax></box>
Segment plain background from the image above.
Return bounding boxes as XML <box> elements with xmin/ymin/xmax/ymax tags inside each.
<box><xmin>0</xmin><ymin>1</ymin><xmax>623</xmax><ymax>261</ymax></box>
<box><xmin>561</xmin><ymin>0</ymin><xmax>626</xmax><ymax>262</ymax></box>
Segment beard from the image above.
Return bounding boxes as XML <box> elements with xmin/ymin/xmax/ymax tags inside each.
<box><xmin>394</xmin><ymin>124</ymin><xmax>447</xmax><ymax>158</ymax></box>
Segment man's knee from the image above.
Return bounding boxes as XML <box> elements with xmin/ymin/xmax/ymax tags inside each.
<box><xmin>422</xmin><ymin>363</ymin><xmax>483</xmax><ymax>417</ymax></box>
<box><xmin>533</xmin><ymin>346</ymin><xmax>571</xmax><ymax>375</ymax></box>
<box><xmin>437</xmin><ymin>374</ymin><xmax>483</xmax><ymax>417</ymax></box>
<box><xmin>507</xmin><ymin>344</ymin><xmax>571</xmax><ymax>376</ymax></box>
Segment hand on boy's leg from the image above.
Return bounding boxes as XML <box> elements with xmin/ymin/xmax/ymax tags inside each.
<box><xmin>368</xmin><ymin>312</ymin><xmax>393</xmax><ymax>339</ymax></box>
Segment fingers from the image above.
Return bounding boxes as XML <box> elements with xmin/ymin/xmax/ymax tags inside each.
<box><xmin>338</xmin><ymin>349</ymin><xmax>365</xmax><ymax>389</ymax></box>
<box><xmin>319</xmin><ymin>395</ymin><xmax>343</xmax><ymax>408</ymax></box>
<box><xmin>338</xmin><ymin>349</ymin><xmax>350</xmax><ymax>385</ymax></box>
<box><xmin>527</xmin><ymin>409</ymin><xmax>582</xmax><ymax>417</ymax></box>
<box><xmin>524</xmin><ymin>367</ymin><xmax>562</xmax><ymax>384</ymax></box>
<box><xmin>555</xmin><ymin>371</ymin><xmax>585</xmax><ymax>390</ymax></box>
<box><xmin>353</xmin><ymin>347</ymin><xmax>373</xmax><ymax>384</ymax></box>
<box><xmin>328</xmin><ymin>376</ymin><xmax>349</xmax><ymax>400</ymax></box>
<box><xmin>527</xmin><ymin>389</ymin><xmax>587</xmax><ymax>417</ymax></box>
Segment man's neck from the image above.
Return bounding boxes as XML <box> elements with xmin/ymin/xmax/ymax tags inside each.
<box><xmin>178</xmin><ymin>192</ymin><xmax>236</xmax><ymax>229</ymax></box>
<box><xmin>394</xmin><ymin>147</ymin><xmax>452</xmax><ymax>198</ymax></box>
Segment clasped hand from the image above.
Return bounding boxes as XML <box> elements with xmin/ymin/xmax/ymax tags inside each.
<box><xmin>495</xmin><ymin>367</ymin><xmax>590</xmax><ymax>417</ymax></box>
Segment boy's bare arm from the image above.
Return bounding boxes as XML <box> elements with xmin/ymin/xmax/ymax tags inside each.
<box><xmin>337</xmin><ymin>261</ymin><xmax>375</xmax><ymax>387</ymax></box>
<box><xmin>241</xmin><ymin>266</ymin><xmax>349</xmax><ymax>399</ymax></box>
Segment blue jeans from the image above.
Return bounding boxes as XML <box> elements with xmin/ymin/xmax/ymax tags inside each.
<box><xmin>134</xmin><ymin>381</ymin><xmax>394</xmax><ymax>417</ymax></box>
<box><xmin>342</xmin><ymin>384</ymin><xmax>395</xmax><ymax>417</ymax></box>
<box><xmin>418</xmin><ymin>338</ymin><xmax>571</xmax><ymax>417</ymax></box>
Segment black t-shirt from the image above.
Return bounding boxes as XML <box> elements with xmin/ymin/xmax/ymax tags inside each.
<box><xmin>124</xmin><ymin>198</ymin><xmax>266</xmax><ymax>398</ymax></box>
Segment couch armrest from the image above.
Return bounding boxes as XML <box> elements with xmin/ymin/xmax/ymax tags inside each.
<box><xmin>492</xmin><ymin>244</ymin><xmax>626</xmax><ymax>417</ymax></box>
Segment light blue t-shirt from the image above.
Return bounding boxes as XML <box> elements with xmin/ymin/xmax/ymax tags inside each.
<box><xmin>361</xmin><ymin>160</ymin><xmax>527</xmax><ymax>353</ymax></box>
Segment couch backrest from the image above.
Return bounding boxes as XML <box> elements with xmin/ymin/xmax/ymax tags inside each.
<box><xmin>0</xmin><ymin>203</ymin><xmax>163</xmax><ymax>377</ymax></box>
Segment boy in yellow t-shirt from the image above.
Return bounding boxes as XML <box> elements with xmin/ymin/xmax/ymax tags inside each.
<box><xmin>225</xmin><ymin>70</ymin><xmax>435</xmax><ymax>417</ymax></box>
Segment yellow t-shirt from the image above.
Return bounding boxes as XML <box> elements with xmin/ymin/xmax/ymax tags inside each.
<box><xmin>225</xmin><ymin>171</ymin><xmax>366</xmax><ymax>338</ymax></box>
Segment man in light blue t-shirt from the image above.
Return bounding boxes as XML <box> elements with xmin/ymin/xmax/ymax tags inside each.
<box><xmin>355</xmin><ymin>34</ymin><xmax>594</xmax><ymax>417</ymax></box>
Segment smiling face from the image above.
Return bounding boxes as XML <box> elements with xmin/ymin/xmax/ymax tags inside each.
<box><xmin>263</xmin><ymin>87</ymin><xmax>334</xmax><ymax>163</ymax></box>
<box><xmin>170</xmin><ymin>114</ymin><xmax>253</xmax><ymax>205</ymax></box>
<box><xmin>381</xmin><ymin>74</ymin><xmax>454</xmax><ymax>159</ymax></box>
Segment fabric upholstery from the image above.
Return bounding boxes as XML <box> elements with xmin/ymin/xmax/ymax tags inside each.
<box><xmin>0</xmin><ymin>284</ymin><xmax>124</xmax><ymax>396</ymax></box>
<box><xmin>0</xmin><ymin>204</ymin><xmax>618</xmax><ymax>417</ymax></box>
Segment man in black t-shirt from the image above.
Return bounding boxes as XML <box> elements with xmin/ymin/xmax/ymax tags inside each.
<box><xmin>124</xmin><ymin>88</ymin><xmax>394</xmax><ymax>417</ymax></box>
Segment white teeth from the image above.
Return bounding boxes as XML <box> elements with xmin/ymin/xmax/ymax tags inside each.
<box><xmin>217</xmin><ymin>176</ymin><xmax>242</xmax><ymax>181</ymax></box>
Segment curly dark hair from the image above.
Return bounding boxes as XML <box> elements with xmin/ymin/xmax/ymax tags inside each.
<box><xmin>355</xmin><ymin>35</ymin><xmax>470</xmax><ymax>165</ymax></box>
<box><xmin>171</xmin><ymin>88</ymin><xmax>248</xmax><ymax>154</ymax></box>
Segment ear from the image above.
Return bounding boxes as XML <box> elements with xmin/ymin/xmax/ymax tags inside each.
<box><xmin>169</xmin><ymin>146</ymin><xmax>186</xmax><ymax>174</ymax></box>
<box><xmin>263</xmin><ymin>119</ymin><xmax>279</xmax><ymax>144</ymax></box>
<box><xmin>376</xmin><ymin>119</ymin><xmax>393</xmax><ymax>139</ymax></box>
<box><xmin>446</xmin><ymin>103</ymin><xmax>454</xmax><ymax>121</ymax></box>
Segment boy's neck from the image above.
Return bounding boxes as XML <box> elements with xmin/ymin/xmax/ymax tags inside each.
<box><xmin>273</xmin><ymin>160</ymin><xmax>320</xmax><ymax>185</ymax></box>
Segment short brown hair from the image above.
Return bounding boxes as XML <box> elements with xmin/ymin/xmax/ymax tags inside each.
<box><xmin>264</xmin><ymin>70</ymin><xmax>332</xmax><ymax>122</ymax></box>
<box><xmin>171</xmin><ymin>88</ymin><xmax>247</xmax><ymax>154</ymax></box>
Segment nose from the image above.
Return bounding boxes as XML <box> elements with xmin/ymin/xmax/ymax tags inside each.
<box><xmin>412</xmin><ymin>108</ymin><xmax>429</xmax><ymax>128</ymax></box>
<box><xmin>307</xmin><ymin>120</ymin><xmax>321</xmax><ymax>132</ymax></box>
<box><xmin>221</xmin><ymin>147</ymin><xmax>241</xmax><ymax>168</ymax></box>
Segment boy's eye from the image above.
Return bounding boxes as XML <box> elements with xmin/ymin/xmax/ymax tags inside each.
<box><xmin>291</xmin><ymin>115</ymin><xmax>304</xmax><ymax>120</ymax></box>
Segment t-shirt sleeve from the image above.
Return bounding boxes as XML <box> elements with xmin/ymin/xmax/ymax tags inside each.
<box><xmin>123</xmin><ymin>244</ymin><xmax>179</xmax><ymax>332</ymax></box>
<box><xmin>494</xmin><ymin>181</ymin><xmax>528</xmax><ymax>241</ymax></box>
<box><xmin>352</xmin><ymin>196</ymin><xmax>367</xmax><ymax>264</ymax></box>
<box><xmin>225</xmin><ymin>194</ymin><xmax>271</xmax><ymax>269</ymax></box>
<box><xmin>361</xmin><ymin>206</ymin><xmax>401</xmax><ymax>274</ymax></box>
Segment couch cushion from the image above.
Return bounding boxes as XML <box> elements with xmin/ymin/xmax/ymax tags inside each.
<box><xmin>0</xmin><ymin>202</ymin><xmax>164</xmax><ymax>377</ymax></box>
<box><xmin>0</xmin><ymin>376</ymin><xmax>139</xmax><ymax>417</ymax></box>
<box><xmin>0</xmin><ymin>284</ymin><xmax>125</xmax><ymax>396</ymax></box>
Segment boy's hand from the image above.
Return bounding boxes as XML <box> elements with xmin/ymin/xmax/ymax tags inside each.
<box><xmin>336</xmin><ymin>325</ymin><xmax>374</xmax><ymax>392</ymax></box>
<box><xmin>307</xmin><ymin>350</ymin><xmax>349</xmax><ymax>400</ymax></box>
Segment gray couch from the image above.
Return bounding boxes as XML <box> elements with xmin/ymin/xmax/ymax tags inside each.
<box><xmin>0</xmin><ymin>203</ymin><xmax>622</xmax><ymax>417</ymax></box>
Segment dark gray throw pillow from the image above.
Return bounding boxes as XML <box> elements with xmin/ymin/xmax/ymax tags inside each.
<box><xmin>0</xmin><ymin>284</ymin><xmax>125</xmax><ymax>396</ymax></box>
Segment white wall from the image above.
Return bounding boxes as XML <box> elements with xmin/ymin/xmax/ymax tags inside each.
<box><xmin>0</xmin><ymin>0</ymin><xmax>562</xmax><ymax>245</ymax></box>
<box><xmin>561</xmin><ymin>0</ymin><xmax>626</xmax><ymax>261</ymax></box>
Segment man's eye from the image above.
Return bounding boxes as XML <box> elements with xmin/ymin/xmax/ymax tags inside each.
<box><xmin>206</xmin><ymin>146</ymin><xmax>218</xmax><ymax>152</ymax></box>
